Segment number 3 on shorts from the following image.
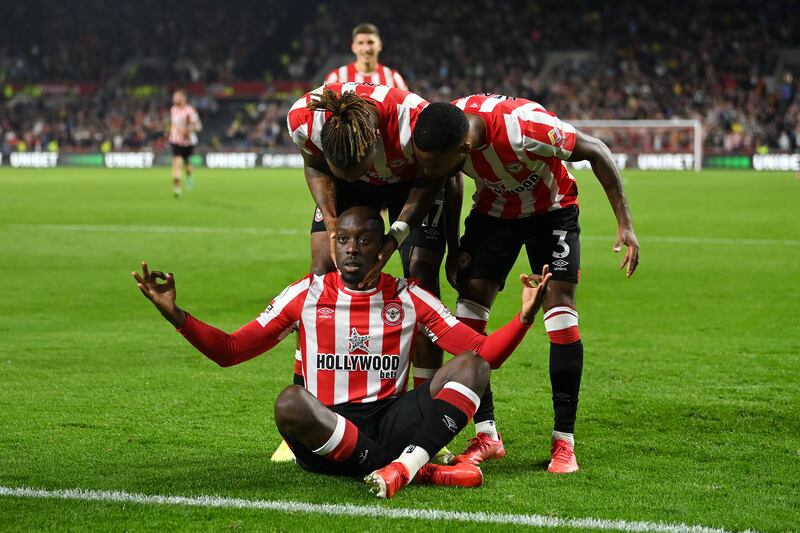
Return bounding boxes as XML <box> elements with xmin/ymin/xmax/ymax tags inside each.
<box><xmin>552</xmin><ymin>230</ymin><xmax>570</xmax><ymax>259</ymax></box>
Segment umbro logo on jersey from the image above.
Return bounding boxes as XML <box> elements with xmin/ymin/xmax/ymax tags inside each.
<box><xmin>553</xmin><ymin>259</ymin><xmax>569</xmax><ymax>268</ymax></box>
<box><xmin>505</xmin><ymin>162</ymin><xmax>524</xmax><ymax>173</ymax></box>
<box><xmin>347</xmin><ymin>327</ymin><xmax>371</xmax><ymax>353</ymax></box>
<box><xmin>469</xmin><ymin>103</ymin><xmax>480</xmax><ymax>108</ymax></box>
<box><xmin>388</xmin><ymin>158</ymin><xmax>406</xmax><ymax>168</ymax></box>
<box><xmin>318</xmin><ymin>307</ymin><xmax>334</xmax><ymax>318</ymax></box>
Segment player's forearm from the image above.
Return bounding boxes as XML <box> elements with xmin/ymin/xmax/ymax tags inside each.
<box><xmin>160</xmin><ymin>305</ymin><xmax>186</xmax><ymax>329</ymax></box>
<box><xmin>592</xmin><ymin>157</ymin><xmax>633</xmax><ymax>227</ymax></box>
<box><xmin>582</xmin><ymin>136</ymin><xmax>634</xmax><ymax>227</ymax></box>
<box><xmin>435</xmin><ymin>316</ymin><xmax>530</xmax><ymax>369</ymax></box>
<box><xmin>177</xmin><ymin>313</ymin><xmax>278</xmax><ymax>367</ymax></box>
<box><xmin>304</xmin><ymin>166</ymin><xmax>338</xmax><ymax>231</ymax></box>
<box><xmin>444</xmin><ymin>173</ymin><xmax>464</xmax><ymax>252</ymax></box>
<box><xmin>396</xmin><ymin>175</ymin><xmax>447</xmax><ymax>229</ymax></box>
<box><xmin>475</xmin><ymin>313</ymin><xmax>531</xmax><ymax>369</ymax></box>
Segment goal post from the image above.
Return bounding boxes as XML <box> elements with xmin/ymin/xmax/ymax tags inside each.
<box><xmin>570</xmin><ymin>119</ymin><xmax>703</xmax><ymax>171</ymax></box>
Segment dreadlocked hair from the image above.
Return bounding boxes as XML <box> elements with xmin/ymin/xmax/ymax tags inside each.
<box><xmin>308</xmin><ymin>88</ymin><xmax>377</xmax><ymax>169</ymax></box>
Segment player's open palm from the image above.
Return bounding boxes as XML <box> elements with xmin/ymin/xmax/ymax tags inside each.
<box><xmin>132</xmin><ymin>261</ymin><xmax>182</xmax><ymax>326</ymax></box>
<box><xmin>519</xmin><ymin>265</ymin><xmax>551</xmax><ymax>325</ymax></box>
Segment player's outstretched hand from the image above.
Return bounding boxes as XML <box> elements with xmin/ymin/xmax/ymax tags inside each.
<box><xmin>359</xmin><ymin>236</ymin><xmax>398</xmax><ymax>288</ymax></box>
<box><xmin>131</xmin><ymin>261</ymin><xmax>185</xmax><ymax>327</ymax></box>
<box><xmin>519</xmin><ymin>264</ymin><xmax>552</xmax><ymax>325</ymax></box>
<box><xmin>614</xmin><ymin>225</ymin><xmax>640</xmax><ymax>278</ymax></box>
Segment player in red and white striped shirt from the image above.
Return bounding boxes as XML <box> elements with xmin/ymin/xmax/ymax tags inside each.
<box><xmin>412</xmin><ymin>96</ymin><xmax>641</xmax><ymax>474</ymax></box>
<box><xmin>133</xmin><ymin>206</ymin><xmax>551</xmax><ymax>498</ymax></box>
<box><xmin>323</xmin><ymin>23</ymin><xmax>408</xmax><ymax>90</ymax></box>
<box><xmin>168</xmin><ymin>89</ymin><xmax>202</xmax><ymax>198</ymax></box>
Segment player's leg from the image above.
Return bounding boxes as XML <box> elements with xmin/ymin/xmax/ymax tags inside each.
<box><xmin>184</xmin><ymin>147</ymin><xmax>195</xmax><ymax>191</ymax></box>
<box><xmin>274</xmin><ymin>385</ymin><xmax>389</xmax><ymax>476</ymax></box>
<box><xmin>524</xmin><ymin>205</ymin><xmax>582</xmax><ymax>473</ymax></box>
<box><xmin>396</xmin><ymin>187</ymin><xmax>447</xmax><ymax>390</ymax></box>
<box><xmin>170</xmin><ymin>150</ymin><xmax>183</xmax><ymax>198</ymax></box>
<box><xmin>451</xmin><ymin>212</ymin><xmax>523</xmax><ymax>463</ymax></box>
<box><xmin>364</xmin><ymin>353</ymin><xmax>489</xmax><ymax>498</ymax></box>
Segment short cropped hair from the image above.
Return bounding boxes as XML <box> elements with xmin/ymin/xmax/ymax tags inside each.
<box><xmin>352</xmin><ymin>23</ymin><xmax>380</xmax><ymax>38</ymax></box>
<box><xmin>413</xmin><ymin>103</ymin><xmax>469</xmax><ymax>152</ymax></box>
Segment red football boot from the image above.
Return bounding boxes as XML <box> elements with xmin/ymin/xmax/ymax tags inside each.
<box><xmin>415</xmin><ymin>462</ymin><xmax>483</xmax><ymax>488</ymax></box>
<box><xmin>547</xmin><ymin>439</ymin><xmax>579</xmax><ymax>473</ymax></box>
<box><xmin>364</xmin><ymin>462</ymin><xmax>411</xmax><ymax>499</ymax></box>
<box><xmin>453</xmin><ymin>432</ymin><xmax>506</xmax><ymax>465</ymax></box>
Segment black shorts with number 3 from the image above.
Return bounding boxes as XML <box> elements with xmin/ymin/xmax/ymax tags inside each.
<box><xmin>456</xmin><ymin>205</ymin><xmax>581</xmax><ymax>290</ymax></box>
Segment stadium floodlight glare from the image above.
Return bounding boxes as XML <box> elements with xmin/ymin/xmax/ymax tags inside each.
<box><xmin>571</xmin><ymin>119</ymin><xmax>703</xmax><ymax>171</ymax></box>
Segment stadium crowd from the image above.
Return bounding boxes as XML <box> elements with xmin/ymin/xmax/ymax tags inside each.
<box><xmin>1</xmin><ymin>0</ymin><xmax>798</xmax><ymax>154</ymax></box>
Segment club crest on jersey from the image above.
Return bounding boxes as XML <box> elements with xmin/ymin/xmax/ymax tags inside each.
<box><xmin>314</xmin><ymin>208</ymin><xmax>324</xmax><ymax>223</ymax></box>
<box><xmin>548</xmin><ymin>127</ymin><xmax>565</xmax><ymax>147</ymax></box>
<box><xmin>347</xmin><ymin>327</ymin><xmax>371</xmax><ymax>353</ymax></box>
<box><xmin>505</xmin><ymin>162</ymin><xmax>524</xmax><ymax>173</ymax></box>
<box><xmin>381</xmin><ymin>303</ymin><xmax>404</xmax><ymax>326</ymax></box>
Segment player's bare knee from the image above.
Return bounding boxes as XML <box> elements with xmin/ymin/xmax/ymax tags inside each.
<box><xmin>544</xmin><ymin>280</ymin><xmax>577</xmax><ymax>310</ymax></box>
<box><xmin>437</xmin><ymin>351</ymin><xmax>489</xmax><ymax>395</ymax></box>
<box><xmin>463</xmin><ymin>351</ymin><xmax>491</xmax><ymax>391</ymax></box>
<box><xmin>274</xmin><ymin>385</ymin><xmax>313</xmax><ymax>434</ymax></box>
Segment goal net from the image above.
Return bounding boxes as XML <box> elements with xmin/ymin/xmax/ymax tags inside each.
<box><xmin>569</xmin><ymin>119</ymin><xmax>703</xmax><ymax>171</ymax></box>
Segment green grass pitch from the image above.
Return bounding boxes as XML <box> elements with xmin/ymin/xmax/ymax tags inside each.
<box><xmin>0</xmin><ymin>167</ymin><xmax>798</xmax><ymax>531</ymax></box>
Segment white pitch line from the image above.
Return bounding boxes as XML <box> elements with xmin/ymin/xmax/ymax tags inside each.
<box><xmin>6</xmin><ymin>223</ymin><xmax>800</xmax><ymax>247</ymax></box>
<box><xmin>0</xmin><ymin>486</ymin><xmax>753</xmax><ymax>533</ymax></box>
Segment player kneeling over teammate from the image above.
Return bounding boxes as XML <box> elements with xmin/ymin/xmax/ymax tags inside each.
<box><xmin>132</xmin><ymin>206</ymin><xmax>551</xmax><ymax>499</ymax></box>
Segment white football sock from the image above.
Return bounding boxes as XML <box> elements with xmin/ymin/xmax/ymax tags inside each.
<box><xmin>395</xmin><ymin>445</ymin><xmax>430</xmax><ymax>482</ymax></box>
<box><xmin>552</xmin><ymin>430</ymin><xmax>574</xmax><ymax>446</ymax></box>
<box><xmin>475</xmin><ymin>420</ymin><xmax>498</xmax><ymax>440</ymax></box>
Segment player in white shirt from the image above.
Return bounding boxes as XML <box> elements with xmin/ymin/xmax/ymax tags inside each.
<box><xmin>168</xmin><ymin>89</ymin><xmax>202</xmax><ymax>198</ymax></box>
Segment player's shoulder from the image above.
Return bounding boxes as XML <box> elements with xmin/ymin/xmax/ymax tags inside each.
<box><xmin>454</xmin><ymin>93</ymin><xmax>546</xmax><ymax>114</ymax></box>
<box><xmin>402</xmin><ymin>278</ymin><xmax>441</xmax><ymax>304</ymax></box>
<box><xmin>276</xmin><ymin>274</ymin><xmax>314</xmax><ymax>300</ymax></box>
<box><xmin>367</xmin><ymin>84</ymin><xmax>427</xmax><ymax>111</ymax></box>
